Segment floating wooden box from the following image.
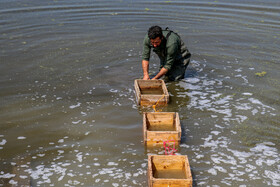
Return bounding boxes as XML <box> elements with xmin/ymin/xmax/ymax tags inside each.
<box><xmin>143</xmin><ymin>112</ymin><xmax>181</xmax><ymax>146</ymax></box>
<box><xmin>148</xmin><ymin>155</ymin><xmax>192</xmax><ymax>187</ymax></box>
<box><xmin>134</xmin><ymin>79</ymin><xmax>169</xmax><ymax>106</ymax></box>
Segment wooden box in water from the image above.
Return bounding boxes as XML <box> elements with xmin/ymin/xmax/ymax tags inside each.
<box><xmin>143</xmin><ymin>112</ymin><xmax>181</xmax><ymax>146</ymax></box>
<box><xmin>134</xmin><ymin>79</ymin><xmax>169</xmax><ymax>106</ymax></box>
<box><xmin>148</xmin><ymin>155</ymin><xmax>192</xmax><ymax>187</ymax></box>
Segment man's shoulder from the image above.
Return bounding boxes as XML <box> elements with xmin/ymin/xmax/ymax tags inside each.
<box><xmin>165</xmin><ymin>31</ymin><xmax>180</xmax><ymax>47</ymax></box>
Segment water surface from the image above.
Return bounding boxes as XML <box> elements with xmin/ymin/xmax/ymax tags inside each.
<box><xmin>1</xmin><ymin>0</ymin><xmax>279</xmax><ymax>186</ymax></box>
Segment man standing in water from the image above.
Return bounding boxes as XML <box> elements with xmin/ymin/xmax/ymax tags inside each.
<box><xmin>142</xmin><ymin>26</ymin><xmax>191</xmax><ymax>81</ymax></box>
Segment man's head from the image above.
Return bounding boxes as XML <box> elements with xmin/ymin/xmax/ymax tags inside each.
<box><xmin>148</xmin><ymin>26</ymin><xmax>163</xmax><ymax>48</ymax></box>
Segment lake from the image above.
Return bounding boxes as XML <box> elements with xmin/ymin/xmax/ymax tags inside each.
<box><xmin>0</xmin><ymin>0</ymin><xmax>279</xmax><ymax>186</ymax></box>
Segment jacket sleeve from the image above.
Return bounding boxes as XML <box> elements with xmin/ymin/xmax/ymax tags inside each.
<box><xmin>142</xmin><ymin>35</ymin><xmax>151</xmax><ymax>61</ymax></box>
<box><xmin>163</xmin><ymin>41</ymin><xmax>178</xmax><ymax>70</ymax></box>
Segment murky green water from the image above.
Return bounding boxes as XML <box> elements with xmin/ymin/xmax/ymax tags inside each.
<box><xmin>1</xmin><ymin>0</ymin><xmax>279</xmax><ymax>186</ymax></box>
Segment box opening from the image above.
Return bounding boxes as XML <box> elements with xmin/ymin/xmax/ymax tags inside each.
<box><xmin>152</xmin><ymin>157</ymin><xmax>187</xmax><ymax>179</ymax></box>
<box><xmin>140</xmin><ymin>87</ymin><xmax>164</xmax><ymax>95</ymax></box>
<box><xmin>146</xmin><ymin>113</ymin><xmax>176</xmax><ymax>131</ymax></box>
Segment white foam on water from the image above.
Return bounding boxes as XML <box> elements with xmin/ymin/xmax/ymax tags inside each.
<box><xmin>235</xmin><ymin>74</ymin><xmax>249</xmax><ymax>84</ymax></box>
<box><xmin>93</xmin><ymin>163</ymin><xmax>100</xmax><ymax>166</ymax></box>
<box><xmin>109</xmin><ymin>89</ymin><xmax>118</xmax><ymax>93</ymax></box>
<box><xmin>215</xmin><ymin>124</ymin><xmax>225</xmax><ymax>129</ymax></box>
<box><xmin>72</xmin><ymin>120</ymin><xmax>81</xmax><ymax>124</ymax></box>
<box><xmin>10</xmin><ymin>162</ymin><xmax>16</xmax><ymax>166</ymax></box>
<box><xmin>9</xmin><ymin>180</ymin><xmax>17</xmax><ymax>185</ymax></box>
<box><xmin>24</xmin><ymin>163</ymin><xmax>67</xmax><ymax>184</ymax></box>
<box><xmin>0</xmin><ymin>139</ymin><xmax>7</xmax><ymax>145</ymax></box>
<box><xmin>198</xmin><ymin>99</ymin><xmax>211</xmax><ymax>106</ymax></box>
<box><xmin>211</xmin><ymin>131</ymin><xmax>221</xmax><ymax>135</ymax></box>
<box><xmin>209</xmin><ymin>108</ymin><xmax>232</xmax><ymax>117</ymax></box>
<box><xmin>67</xmin><ymin>173</ymin><xmax>75</xmax><ymax>177</ymax></box>
<box><xmin>0</xmin><ymin>173</ymin><xmax>16</xmax><ymax>179</ymax></box>
<box><xmin>69</xmin><ymin>102</ymin><xmax>81</xmax><ymax>109</ymax></box>
<box><xmin>242</xmin><ymin>92</ymin><xmax>252</xmax><ymax>96</ymax></box>
<box><xmin>178</xmin><ymin>60</ymin><xmax>276</xmax><ymax>130</ymax></box>
<box><xmin>76</xmin><ymin>152</ymin><xmax>83</xmax><ymax>162</ymax></box>
<box><xmin>264</xmin><ymin>170</ymin><xmax>280</xmax><ymax>186</ymax></box>
<box><xmin>189</xmin><ymin>91</ymin><xmax>204</xmax><ymax>96</ymax></box>
<box><xmin>214</xmin><ymin>166</ymin><xmax>227</xmax><ymax>173</ymax></box>
<box><xmin>180</xmin><ymin>144</ymin><xmax>190</xmax><ymax>148</ymax></box>
<box><xmin>234</xmin><ymin>103</ymin><xmax>252</xmax><ymax>110</ymax></box>
<box><xmin>19</xmin><ymin>175</ymin><xmax>28</xmax><ymax>179</ymax></box>
<box><xmin>249</xmin><ymin>98</ymin><xmax>275</xmax><ymax>110</ymax></box>
<box><xmin>186</xmin><ymin>77</ymin><xmax>200</xmax><ymax>84</ymax></box>
<box><xmin>208</xmin><ymin>168</ymin><xmax>217</xmax><ymax>175</ymax></box>
<box><xmin>107</xmin><ymin>162</ymin><xmax>118</xmax><ymax>166</ymax></box>
<box><xmin>17</xmin><ymin>136</ymin><xmax>26</xmax><ymax>140</ymax></box>
<box><xmin>229</xmin><ymin>150</ymin><xmax>252</xmax><ymax>159</ymax></box>
<box><xmin>235</xmin><ymin>68</ymin><xmax>242</xmax><ymax>72</ymax></box>
<box><xmin>251</xmin><ymin>109</ymin><xmax>258</xmax><ymax>115</ymax></box>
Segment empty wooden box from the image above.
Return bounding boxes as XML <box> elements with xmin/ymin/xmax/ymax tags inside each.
<box><xmin>143</xmin><ymin>112</ymin><xmax>181</xmax><ymax>146</ymax></box>
<box><xmin>148</xmin><ymin>155</ymin><xmax>192</xmax><ymax>187</ymax></box>
<box><xmin>134</xmin><ymin>79</ymin><xmax>169</xmax><ymax>106</ymax></box>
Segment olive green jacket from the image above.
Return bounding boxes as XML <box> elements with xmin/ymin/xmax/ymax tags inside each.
<box><xmin>142</xmin><ymin>30</ymin><xmax>191</xmax><ymax>70</ymax></box>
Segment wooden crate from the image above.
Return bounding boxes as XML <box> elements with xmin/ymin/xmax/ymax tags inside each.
<box><xmin>143</xmin><ymin>112</ymin><xmax>181</xmax><ymax>146</ymax></box>
<box><xmin>134</xmin><ymin>79</ymin><xmax>169</xmax><ymax>106</ymax></box>
<box><xmin>148</xmin><ymin>155</ymin><xmax>192</xmax><ymax>187</ymax></box>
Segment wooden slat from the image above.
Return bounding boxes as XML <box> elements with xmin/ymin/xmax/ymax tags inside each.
<box><xmin>175</xmin><ymin>113</ymin><xmax>182</xmax><ymax>137</ymax></box>
<box><xmin>143</xmin><ymin>112</ymin><xmax>147</xmax><ymax>141</ymax></box>
<box><xmin>134</xmin><ymin>79</ymin><xmax>141</xmax><ymax>105</ymax></box>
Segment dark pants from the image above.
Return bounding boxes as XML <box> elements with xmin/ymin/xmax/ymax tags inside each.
<box><xmin>166</xmin><ymin>57</ymin><xmax>190</xmax><ymax>81</ymax></box>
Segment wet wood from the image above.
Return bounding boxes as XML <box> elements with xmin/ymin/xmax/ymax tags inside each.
<box><xmin>134</xmin><ymin>79</ymin><xmax>169</xmax><ymax>106</ymax></box>
<box><xmin>143</xmin><ymin>112</ymin><xmax>181</xmax><ymax>146</ymax></box>
<box><xmin>148</xmin><ymin>155</ymin><xmax>192</xmax><ymax>187</ymax></box>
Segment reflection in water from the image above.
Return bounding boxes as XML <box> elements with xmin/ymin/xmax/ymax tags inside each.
<box><xmin>0</xmin><ymin>0</ymin><xmax>280</xmax><ymax>186</ymax></box>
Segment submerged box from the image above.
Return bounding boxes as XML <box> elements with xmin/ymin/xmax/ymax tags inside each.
<box><xmin>143</xmin><ymin>112</ymin><xmax>181</xmax><ymax>146</ymax></box>
<box><xmin>134</xmin><ymin>79</ymin><xmax>169</xmax><ymax>106</ymax></box>
<box><xmin>148</xmin><ymin>155</ymin><xmax>192</xmax><ymax>187</ymax></box>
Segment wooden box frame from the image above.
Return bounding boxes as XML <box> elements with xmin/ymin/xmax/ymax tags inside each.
<box><xmin>143</xmin><ymin>112</ymin><xmax>181</xmax><ymax>146</ymax></box>
<box><xmin>148</xmin><ymin>155</ymin><xmax>192</xmax><ymax>187</ymax></box>
<box><xmin>134</xmin><ymin>79</ymin><xmax>169</xmax><ymax>106</ymax></box>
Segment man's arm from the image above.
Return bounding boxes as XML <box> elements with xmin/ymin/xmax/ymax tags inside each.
<box><xmin>142</xmin><ymin>34</ymin><xmax>151</xmax><ymax>80</ymax></box>
<box><xmin>152</xmin><ymin>67</ymin><xmax>168</xmax><ymax>80</ymax></box>
<box><xmin>142</xmin><ymin>60</ymin><xmax>150</xmax><ymax>80</ymax></box>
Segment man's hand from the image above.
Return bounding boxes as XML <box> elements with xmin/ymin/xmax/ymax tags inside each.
<box><xmin>142</xmin><ymin>60</ymin><xmax>150</xmax><ymax>80</ymax></box>
<box><xmin>152</xmin><ymin>67</ymin><xmax>168</xmax><ymax>80</ymax></box>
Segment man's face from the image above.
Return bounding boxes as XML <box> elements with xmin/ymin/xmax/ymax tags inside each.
<box><xmin>150</xmin><ymin>37</ymin><xmax>162</xmax><ymax>48</ymax></box>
